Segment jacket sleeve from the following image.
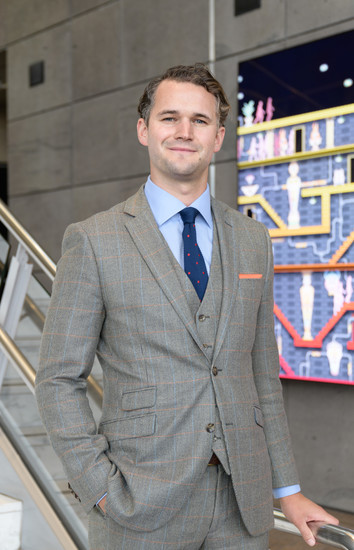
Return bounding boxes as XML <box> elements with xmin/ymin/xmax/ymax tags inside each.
<box><xmin>35</xmin><ymin>222</ymin><xmax>112</xmax><ymax>513</ymax></box>
<box><xmin>251</xmin><ymin>223</ymin><xmax>300</xmax><ymax>490</ymax></box>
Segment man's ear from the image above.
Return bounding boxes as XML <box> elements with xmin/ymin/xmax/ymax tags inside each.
<box><xmin>137</xmin><ymin>118</ymin><xmax>148</xmax><ymax>146</ymax></box>
<box><xmin>214</xmin><ymin>126</ymin><xmax>225</xmax><ymax>153</ymax></box>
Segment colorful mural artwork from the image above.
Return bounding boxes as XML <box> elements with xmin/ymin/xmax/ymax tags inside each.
<box><xmin>237</xmin><ymin>105</ymin><xmax>354</xmax><ymax>384</ymax></box>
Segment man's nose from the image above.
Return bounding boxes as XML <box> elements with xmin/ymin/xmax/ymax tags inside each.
<box><xmin>175</xmin><ymin>119</ymin><xmax>193</xmax><ymax>140</ymax></box>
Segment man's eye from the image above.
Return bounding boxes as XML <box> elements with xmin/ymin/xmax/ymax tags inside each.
<box><xmin>162</xmin><ymin>117</ymin><xmax>176</xmax><ymax>122</ymax></box>
<box><xmin>194</xmin><ymin>119</ymin><xmax>207</xmax><ymax>124</ymax></box>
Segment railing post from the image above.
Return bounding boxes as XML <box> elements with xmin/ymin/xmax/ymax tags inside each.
<box><xmin>0</xmin><ymin>243</ymin><xmax>33</xmax><ymax>389</ymax></box>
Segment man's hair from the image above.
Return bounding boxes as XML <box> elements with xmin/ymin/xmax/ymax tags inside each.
<box><xmin>137</xmin><ymin>63</ymin><xmax>231</xmax><ymax>127</ymax></box>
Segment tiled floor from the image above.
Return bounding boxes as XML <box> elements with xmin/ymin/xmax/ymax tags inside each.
<box><xmin>270</xmin><ymin>506</ymin><xmax>354</xmax><ymax>549</ymax></box>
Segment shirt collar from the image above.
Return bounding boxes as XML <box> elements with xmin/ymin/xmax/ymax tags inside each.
<box><xmin>144</xmin><ymin>176</ymin><xmax>213</xmax><ymax>228</ymax></box>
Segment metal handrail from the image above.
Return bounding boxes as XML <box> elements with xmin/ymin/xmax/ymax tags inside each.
<box><xmin>274</xmin><ymin>509</ymin><xmax>354</xmax><ymax>549</ymax></box>
<box><xmin>0</xmin><ymin>325</ymin><xmax>36</xmax><ymax>392</ymax></box>
<box><xmin>23</xmin><ymin>293</ymin><xmax>46</xmax><ymax>331</ymax></box>
<box><xmin>0</xmin><ymin>401</ymin><xmax>87</xmax><ymax>549</ymax></box>
<box><xmin>0</xmin><ymin>199</ymin><xmax>56</xmax><ymax>280</ymax></box>
<box><xmin>0</xmin><ymin>325</ymin><xmax>103</xmax><ymax>406</ymax></box>
<box><xmin>0</xmin><ymin>201</ymin><xmax>103</xmax><ymax>406</ymax></box>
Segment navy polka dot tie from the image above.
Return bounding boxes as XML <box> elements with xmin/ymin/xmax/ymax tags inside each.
<box><xmin>180</xmin><ymin>207</ymin><xmax>208</xmax><ymax>301</ymax></box>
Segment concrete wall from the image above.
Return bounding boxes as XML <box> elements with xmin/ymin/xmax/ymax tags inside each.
<box><xmin>0</xmin><ymin>0</ymin><xmax>353</xmax><ymax>513</ymax></box>
<box><xmin>0</xmin><ymin>50</ymin><xmax>6</xmax><ymax>164</ymax></box>
<box><xmin>1</xmin><ymin>0</ymin><xmax>210</xmax><ymax>259</ymax></box>
<box><xmin>0</xmin><ymin>107</ymin><xmax>6</xmax><ymax>162</ymax></box>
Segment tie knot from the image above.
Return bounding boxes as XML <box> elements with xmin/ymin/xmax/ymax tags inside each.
<box><xmin>180</xmin><ymin>207</ymin><xmax>198</xmax><ymax>225</ymax></box>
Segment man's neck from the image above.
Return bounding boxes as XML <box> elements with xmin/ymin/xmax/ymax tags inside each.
<box><xmin>149</xmin><ymin>176</ymin><xmax>208</xmax><ymax>206</ymax></box>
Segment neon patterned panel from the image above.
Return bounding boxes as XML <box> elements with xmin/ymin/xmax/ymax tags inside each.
<box><xmin>237</xmin><ymin>33</ymin><xmax>354</xmax><ymax>384</ymax></box>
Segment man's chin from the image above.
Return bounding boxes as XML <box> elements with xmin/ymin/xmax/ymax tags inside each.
<box><xmin>166</xmin><ymin>162</ymin><xmax>203</xmax><ymax>180</ymax></box>
<box><xmin>169</xmin><ymin>171</ymin><xmax>202</xmax><ymax>183</ymax></box>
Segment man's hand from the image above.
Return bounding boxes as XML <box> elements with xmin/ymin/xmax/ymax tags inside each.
<box><xmin>280</xmin><ymin>493</ymin><xmax>339</xmax><ymax>546</ymax></box>
<box><xmin>98</xmin><ymin>495</ymin><xmax>107</xmax><ymax>513</ymax></box>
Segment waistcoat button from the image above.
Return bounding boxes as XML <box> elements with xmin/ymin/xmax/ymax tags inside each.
<box><xmin>212</xmin><ymin>366</ymin><xmax>218</xmax><ymax>376</ymax></box>
<box><xmin>206</xmin><ymin>423</ymin><xmax>215</xmax><ymax>433</ymax></box>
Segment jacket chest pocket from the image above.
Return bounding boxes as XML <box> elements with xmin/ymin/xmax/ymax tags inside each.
<box><xmin>121</xmin><ymin>386</ymin><xmax>156</xmax><ymax>411</ymax></box>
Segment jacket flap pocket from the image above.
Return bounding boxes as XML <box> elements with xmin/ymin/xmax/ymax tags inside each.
<box><xmin>104</xmin><ymin>413</ymin><xmax>156</xmax><ymax>440</ymax></box>
<box><xmin>122</xmin><ymin>386</ymin><xmax>156</xmax><ymax>411</ymax></box>
<box><xmin>254</xmin><ymin>406</ymin><xmax>264</xmax><ymax>428</ymax></box>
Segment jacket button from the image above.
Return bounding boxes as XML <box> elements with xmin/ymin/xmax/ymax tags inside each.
<box><xmin>206</xmin><ymin>423</ymin><xmax>215</xmax><ymax>433</ymax></box>
<box><xmin>212</xmin><ymin>366</ymin><xmax>218</xmax><ymax>376</ymax></box>
<box><xmin>199</xmin><ymin>314</ymin><xmax>206</xmax><ymax>322</ymax></box>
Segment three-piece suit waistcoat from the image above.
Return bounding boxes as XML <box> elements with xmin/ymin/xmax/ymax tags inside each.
<box><xmin>175</xmin><ymin>219</ymin><xmax>230</xmax><ymax>475</ymax></box>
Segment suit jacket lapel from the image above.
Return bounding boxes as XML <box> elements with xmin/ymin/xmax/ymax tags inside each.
<box><xmin>123</xmin><ymin>187</ymin><xmax>206</xmax><ymax>351</ymax></box>
<box><xmin>211</xmin><ymin>198</ymin><xmax>241</xmax><ymax>363</ymax></box>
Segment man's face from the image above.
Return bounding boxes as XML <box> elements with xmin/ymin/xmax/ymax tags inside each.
<box><xmin>137</xmin><ymin>80</ymin><xmax>225</xmax><ymax>190</ymax></box>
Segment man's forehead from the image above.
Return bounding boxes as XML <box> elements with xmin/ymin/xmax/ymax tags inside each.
<box><xmin>152</xmin><ymin>80</ymin><xmax>218</xmax><ymax>115</ymax></box>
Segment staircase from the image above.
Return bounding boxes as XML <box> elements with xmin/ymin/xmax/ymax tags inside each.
<box><xmin>0</xmin><ymin>202</ymin><xmax>90</xmax><ymax>549</ymax></box>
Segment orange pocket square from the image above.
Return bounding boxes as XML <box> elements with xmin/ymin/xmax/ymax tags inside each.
<box><xmin>238</xmin><ymin>273</ymin><xmax>263</xmax><ymax>279</ymax></box>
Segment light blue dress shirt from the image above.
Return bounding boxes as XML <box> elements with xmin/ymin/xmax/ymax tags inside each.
<box><xmin>144</xmin><ymin>176</ymin><xmax>213</xmax><ymax>273</ymax></box>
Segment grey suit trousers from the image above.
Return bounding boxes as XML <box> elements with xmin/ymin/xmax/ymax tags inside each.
<box><xmin>88</xmin><ymin>464</ymin><xmax>268</xmax><ymax>550</ymax></box>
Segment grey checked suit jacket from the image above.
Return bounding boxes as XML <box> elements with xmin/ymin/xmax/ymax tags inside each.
<box><xmin>35</xmin><ymin>185</ymin><xmax>299</xmax><ymax>537</ymax></box>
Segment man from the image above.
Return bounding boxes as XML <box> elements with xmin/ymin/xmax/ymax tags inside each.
<box><xmin>35</xmin><ymin>64</ymin><xmax>338</xmax><ymax>549</ymax></box>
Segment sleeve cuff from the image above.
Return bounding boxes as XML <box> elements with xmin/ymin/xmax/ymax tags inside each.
<box><xmin>273</xmin><ymin>484</ymin><xmax>301</xmax><ymax>499</ymax></box>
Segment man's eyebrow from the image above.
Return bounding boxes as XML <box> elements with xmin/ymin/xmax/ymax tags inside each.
<box><xmin>156</xmin><ymin>109</ymin><xmax>179</xmax><ymax>117</ymax></box>
<box><xmin>194</xmin><ymin>112</ymin><xmax>212</xmax><ymax>121</ymax></box>
<box><xmin>157</xmin><ymin>109</ymin><xmax>212</xmax><ymax>121</ymax></box>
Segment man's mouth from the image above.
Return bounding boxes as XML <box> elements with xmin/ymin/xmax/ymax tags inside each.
<box><xmin>168</xmin><ymin>146</ymin><xmax>197</xmax><ymax>153</ymax></box>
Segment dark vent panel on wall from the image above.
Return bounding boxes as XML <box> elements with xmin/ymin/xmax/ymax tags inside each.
<box><xmin>235</xmin><ymin>0</ymin><xmax>261</xmax><ymax>16</ymax></box>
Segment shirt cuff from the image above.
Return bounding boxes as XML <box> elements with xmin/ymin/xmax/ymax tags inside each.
<box><xmin>96</xmin><ymin>492</ymin><xmax>107</xmax><ymax>506</ymax></box>
<box><xmin>273</xmin><ymin>484</ymin><xmax>301</xmax><ymax>499</ymax></box>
